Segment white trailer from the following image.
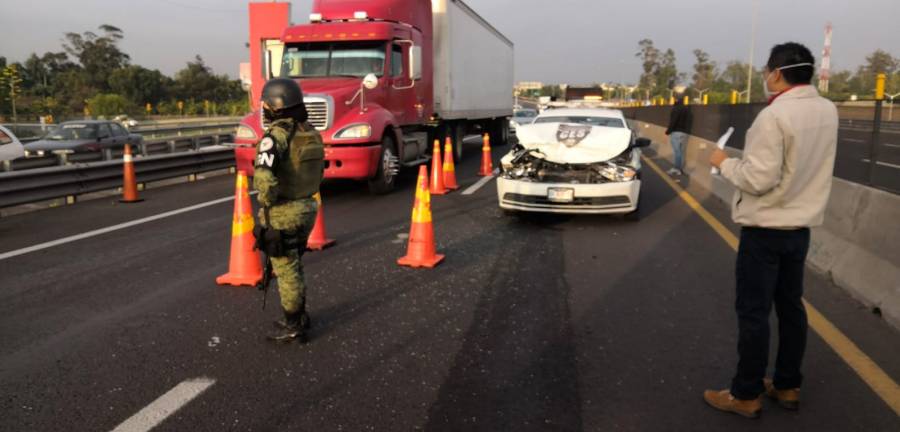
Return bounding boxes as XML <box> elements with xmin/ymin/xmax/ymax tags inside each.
<box><xmin>432</xmin><ymin>0</ymin><xmax>514</xmax><ymax>121</ymax></box>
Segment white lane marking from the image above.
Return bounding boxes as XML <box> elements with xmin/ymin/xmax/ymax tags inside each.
<box><xmin>841</xmin><ymin>138</ymin><xmax>865</xmax><ymax>143</ymax></box>
<box><xmin>0</xmin><ymin>195</ymin><xmax>243</xmax><ymax>261</ymax></box>
<box><xmin>111</xmin><ymin>378</ymin><xmax>215</xmax><ymax>432</ymax></box>
<box><xmin>885</xmin><ymin>143</ymin><xmax>900</xmax><ymax>148</ymax></box>
<box><xmin>462</xmin><ymin>169</ymin><xmax>499</xmax><ymax>196</ymax></box>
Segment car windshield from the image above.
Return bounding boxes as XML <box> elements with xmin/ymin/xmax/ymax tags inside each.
<box><xmin>281</xmin><ymin>42</ymin><xmax>386</xmax><ymax>78</ymax></box>
<box><xmin>514</xmin><ymin>109</ymin><xmax>538</xmax><ymax>119</ymax></box>
<box><xmin>45</xmin><ymin>124</ymin><xmax>98</xmax><ymax>140</ymax></box>
<box><xmin>534</xmin><ymin>116</ymin><xmax>625</xmax><ymax>128</ymax></box>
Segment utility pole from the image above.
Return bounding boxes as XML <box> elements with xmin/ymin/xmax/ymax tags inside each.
<box><xmin>746</xmin><ymin>0</ymin><xmax>759</xmax><ymax>103</ymax></box>
<box><xmin>818</xmin><ymin>22</ymin><xmax>833</xmax><ymax>93</ymax></box>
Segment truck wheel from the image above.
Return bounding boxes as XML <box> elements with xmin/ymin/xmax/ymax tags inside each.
<box><xmin>453</xmin><ymin>122</ymin><xmax>466</xmax><ymax>162</ymax></box>
<box><xmin>492</xmin><ymin>118</ymin><xmax>510</xmax><ymax>146</ymax></box>
<box><xmin>368</xmin><ymin>135</ymin><xmax>399</xmax><ymax>195</ymax></box>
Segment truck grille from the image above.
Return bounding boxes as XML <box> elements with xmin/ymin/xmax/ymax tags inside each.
<box><xmin>305</xmin><ymin>98</ymin><xmax>329</xmax><ymax>131</ymax></box>
<box><xmin>260</xmin><ymin>96</ymin><xmax>331</xmax><ymax>132</ymax></box>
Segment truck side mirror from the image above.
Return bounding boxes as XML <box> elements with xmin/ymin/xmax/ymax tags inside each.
<box><xmin>363</xmin><ymin>73</ymin><xmax>379</xmax><ymax>90</ymax></box>
<box><xmin>410</xmin><ymin>45</ymin><xmax>422</xmax><ymax>81</ymax></box>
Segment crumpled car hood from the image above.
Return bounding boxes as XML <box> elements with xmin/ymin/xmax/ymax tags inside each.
<box><xmin>514</xmin><ymin>123</ymin><xmax>631</xmax><ymax>164</ymax></box>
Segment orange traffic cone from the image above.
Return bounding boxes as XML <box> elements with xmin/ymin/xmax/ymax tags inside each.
<box><xmin>442</xmin><ymin>137</ymin><xmax>459</xmax><ymax>190</ymax></box>
<box><xmin>216</xmin><ymin>171</ymin><xmax>263</xmax><ymax>287</ymax></box>
<box><xmin>429</xmin><ymin>139</ymin><xmax>447</xmax><ymax>195</ymax></box>
<box><xmin>120</xmin><ymin>144</ymin><xmax>143</xmax><ymax>203</ymax></box>
<box><xmin>307</xmin><ymin>192</ymin><xmax>336</xmax><ymax>251</ymax></box>
<box><xmin>398</xmin><ymin>165</ymin><xmax>445</xmax><ymax>268</ymax></box>
<box><xmin>479</xmin><ymin>133</ymin><xmax>493</xmax><ymax>176</ymax></box>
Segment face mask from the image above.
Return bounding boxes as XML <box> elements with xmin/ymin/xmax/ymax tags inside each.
<box><xmin>763</xmin><ymin>62</ymin><xmax>814</xmax><ymax>99</ymax></box>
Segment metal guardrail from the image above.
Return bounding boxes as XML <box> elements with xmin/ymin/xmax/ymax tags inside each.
<box><xmin>2</xmin><ymin>133</ymin><xmax>234</xmax><ymax>172</ymax></box>
<box><xmin>0</xmin><ymin>146</ymin><xmax>236</xmax><ymax>209</ymax></box>
<box><xmin>4</xmin><ymin>121</ymin><xmax>239</xmax><ymax>143</ymax></box>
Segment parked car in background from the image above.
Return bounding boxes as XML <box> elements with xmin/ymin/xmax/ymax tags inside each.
<box><xmin>0</xmin><ymin>125</ymin><xmax>26</xmax><ymax>161</ymax></box>
<box><xmin>510</xmin><ymin>108</ymin><xmax>538</xmax><ymax>133</ymax></box>
<box><xmin>23</xmin><ymin>121</ymin><xmax>143</xmax><ymax>156</ymax></box>
<box><xmin>497</xmin><ymin>108</ymin><xmax>650</xmax><ymax>219</ymax></box>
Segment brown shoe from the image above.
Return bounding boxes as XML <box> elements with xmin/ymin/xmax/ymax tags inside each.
<box><xmin>703</xmin><ymin>389</ymin><xmax>762</xmax><ymax>418</ymax></box>
<box><xmin>764</xmin><ymin>379</ymin><xmax>800</xmax><ymax>410</ymax></box>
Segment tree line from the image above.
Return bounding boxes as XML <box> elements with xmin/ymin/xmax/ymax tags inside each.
<box><xmin>0</xmin><ymin>25</ymin><xmax>249</xmax><ymax>123</ymax></box>
<box><xmin>532</xmin><ymin>39</ymin><xmax>900</xmax><ymax>104</ymax></box>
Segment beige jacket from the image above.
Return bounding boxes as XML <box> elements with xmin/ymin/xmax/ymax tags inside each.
<box><xmin>720</xmin><ymin>86</ymin><xmax>838</xmax><ymax>228</ymax></box>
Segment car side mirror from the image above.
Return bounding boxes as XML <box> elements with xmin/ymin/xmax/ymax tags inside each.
<box><xmin>634</xmin><ymin>137</ymin><xmax>651</xmax><ymax>148</ymax></box>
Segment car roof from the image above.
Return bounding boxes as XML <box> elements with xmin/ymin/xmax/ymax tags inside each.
<box><xmin>60</xmin><ymin>120</ymin><xmax>109</xmax><ymax>125</ymax></box>
<box><xmin>536</xmin><ymin>108</ymin><xmax>625</xmax><ymax>119</ymax></box>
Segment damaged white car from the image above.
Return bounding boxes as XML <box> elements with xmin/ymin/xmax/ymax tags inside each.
<box><xmin>497</xmin><ymin>108</ymin><xmax>650</xmax><ymax>219</ymax></box>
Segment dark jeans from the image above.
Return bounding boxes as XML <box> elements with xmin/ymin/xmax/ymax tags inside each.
<box><xmin>731</xmin><ymin>227</ymin><xmax>810</xmax><ymax>400</ymax></box>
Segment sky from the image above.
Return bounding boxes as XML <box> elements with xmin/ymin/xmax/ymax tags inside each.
<box><xmin>1</xmin><ymin>0</ymin><xmax>897</xmax><ymax>85</ymax></box>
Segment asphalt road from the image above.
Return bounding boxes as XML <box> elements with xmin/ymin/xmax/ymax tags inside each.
<box><xmin>1</xmin><ymin>139</ymin><xmax>899</xmax><ymax>431</ymax></box>
<box><xmin>836</xmin><ymin>126</ymin><xmax>900</xmax><ymax>192</ymax></box>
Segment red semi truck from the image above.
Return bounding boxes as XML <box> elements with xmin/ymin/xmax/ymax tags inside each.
<box><xmin>235</xmin><ymin>0</ymin><xmax>514</xmax><ymax>193</ymax></box>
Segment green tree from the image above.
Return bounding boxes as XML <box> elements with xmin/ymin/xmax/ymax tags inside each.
<box><xmin>654</xmin><ymin>49</ymin><xmax>679</xmax><ymax>97</ymax></box>
<box><xmin>63</xmin><ymin>24</ymin><xmax>130</xmax><ymax>92</ymax></box>
<box><xmin>109</xmin><ymin>65</ymin><xmax>172</xmax><ymax>106</ymax></box>
<box><xmin>635</xmin><ymin>39</ymin><xmax>660</xmax><ymax>96</ymax></box>
<box><xmin>1</xmin><ymin>64</ymin><xmax>24</xmax><ymax>122</ymax></box>
<box><xmin>691</xmin><ymin>49</ymin><xmax>717</xmax><ymax>92</ymax></box>
<box><xmin>87</xmin><ymin>93</ymin><xmax>134</xmax><ymax>117</ymax></box>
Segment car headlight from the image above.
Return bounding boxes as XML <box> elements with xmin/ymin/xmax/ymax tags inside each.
<box><xmin>236</xmin><ymin>125</ymin><xmax>258</xmax><ymax>140</ymax></box>
<box><xmin>334</xmin><ymin>124</ymin><xmax>372</xmax><ymax>140</ymax></box>
<box><xmin>598</xmin><ymin>165</ymin><xmax>637</xmax><ymax>182</ymax></box>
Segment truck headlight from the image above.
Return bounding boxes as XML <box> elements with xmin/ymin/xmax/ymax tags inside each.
<box><xmin>236</xmin><ymin>125</ymin><xmax>258</xmax><ymax>140</ymax></box>
<box><xmin>334</xmin><ymin>124</ymin><xmax>372</xmax><ymax>140</ymax></box>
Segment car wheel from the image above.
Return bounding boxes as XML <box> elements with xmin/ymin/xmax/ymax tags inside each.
<box><xmin>368</xmin><ymin>134</ymin><xmax>399</xmax><ymax>195</ymax></box>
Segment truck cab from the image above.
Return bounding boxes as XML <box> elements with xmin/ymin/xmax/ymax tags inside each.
<box><xmin>235</xmin><ymin>0</ymin><xmax>513</xmax><ymax>194</ymax></box>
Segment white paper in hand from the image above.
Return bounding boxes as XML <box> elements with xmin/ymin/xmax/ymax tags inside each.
<box><xmin>711</xmin><ymin>127</ymin><xmax>735</xmax><ymax>175</ymax></box>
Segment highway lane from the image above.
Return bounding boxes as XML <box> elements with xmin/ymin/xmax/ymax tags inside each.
<box><xmin>1</xmin><ymin>141</ymin><xmax>899</xmax><ymax>431</ymax></box>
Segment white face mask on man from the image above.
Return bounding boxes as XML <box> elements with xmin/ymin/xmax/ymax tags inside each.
<box><xmin>763</xmin><ymin>62</ymin><xmax>814</xmax><ymax>99</ymax></box>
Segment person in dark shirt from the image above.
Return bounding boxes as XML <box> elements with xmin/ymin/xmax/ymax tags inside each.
<box><xmin>664</xmin><ymin>95</ymin><xmax>693</xmax><ymax>176</ymax></box>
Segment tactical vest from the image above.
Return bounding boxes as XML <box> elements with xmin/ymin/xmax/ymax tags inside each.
<box><xmin>276</xmin><ymin>123</ymin><xmax>325</xmax><ymax>200</ymax></box>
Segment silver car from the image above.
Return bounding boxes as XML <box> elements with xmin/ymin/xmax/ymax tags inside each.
<box><xmin>0</xmin><ymin>125</ymin><xmax>26</xmax><ymax>162</ymax></box>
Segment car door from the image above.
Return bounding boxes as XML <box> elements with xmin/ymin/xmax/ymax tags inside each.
<box><xmin>110</xmin><ymin>123</ymin><xmax>129</xmax><ymax>147</ymax></box>
<box><xmin>97</xmin><ymin>124</ymin><xmax>115</xmax><ymax>149</ymax></box>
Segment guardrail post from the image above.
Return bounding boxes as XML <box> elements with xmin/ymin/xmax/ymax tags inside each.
<box><xmin>191</xmin><ymin>137</ymin><xmax>200</xmax><ymax>151</ymax></box>
<box><xmin>57</xmin><ymin>153</ymin><xmax>69</xmax><ymax>166</ymax></box>
<box><xmin>1</xmin><ymin>160</ymin><xmax>10</xmax><ymax>172</ymax></box>
<box><xmin>168</xmin><ymin>140</ymin><xmax>177</xmax><ymax>153</ymax></box>
<box><xmin>103</xmin><ymin>148</ymin><xmax>113</xmax><ymax>161</ymax></box>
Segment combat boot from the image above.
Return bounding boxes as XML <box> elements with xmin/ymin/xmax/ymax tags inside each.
<box><xmin>703</xmin><ymin>389</ymin><xmax>762</xmax><ymax>418</ymax></box>
<box><xmin>273</xmin><ymin>301</ymin><xmax>311</xmax><ymax>330</ymax></box>
<box><xmin>273</xmin><ymin>311</ymin><xmax>311</xmax><ymax>330</ymax></box>
<box><xmin>268</xmin><ymin>310</ymin><xmax>308</xmax><ymax>344</ymax></box>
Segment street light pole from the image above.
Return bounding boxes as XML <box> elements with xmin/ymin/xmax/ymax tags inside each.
<box><xmin>888</xmin><ymin>92</ymin><xmax>900</xmax><ymax>122</ymax></box>
<box><xmin>746</xmin><ymin>0</ymin><xmax>759</xmax><ymax>103</ymax></box>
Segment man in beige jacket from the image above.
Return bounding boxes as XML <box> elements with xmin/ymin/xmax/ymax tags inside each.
<box><xmin>705</xmin><ymin>42</ymin><xmax>838</xmax><ymax>418</ymax></box>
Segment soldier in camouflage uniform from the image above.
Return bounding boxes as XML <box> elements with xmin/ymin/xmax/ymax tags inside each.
<box><xmin>254</xmin><ymin>78</ymin><xmax>325</xmax><ymax>343</ymax></box>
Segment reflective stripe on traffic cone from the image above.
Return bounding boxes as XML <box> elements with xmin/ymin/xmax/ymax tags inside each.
<box><xmin>429</xmin><ymin>139</ymin><xmax>447</xmax><ymax>195</ymax></box>
<box><xmin>120</xmin><ymin>144</ymin><xmax>143</xmax><ymax>203</ymax></box>
<box><xmin>442</xmin><ymin>136</ymin><xmax>459</xmax><ymax>190</ymax></box>
<box><xmin>398</xmin><ymin>165</ymin><xmax>444</xmax><ymax>269</ymax></box>
<box><xmin>307</xmin><ymin>192</ymin><xmax>336</xmax><ymax>251</ymax></box>
<box><xmin>216</xmin><ymin>171</ymin><xmax>263</xmax><ymax>287</ymax></box>
<box><xmin>478</xmin><ymin>133</ymin><xmax>493</xmax><ymax>176</ymax></box>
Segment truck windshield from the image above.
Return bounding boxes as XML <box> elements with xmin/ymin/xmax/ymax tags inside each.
<box><xmin>282</xmin><ymin>42</ymin><xmax>386</xmax><ymax>78</ymax></box>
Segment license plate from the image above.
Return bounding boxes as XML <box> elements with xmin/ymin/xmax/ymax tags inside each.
<box><xmin>547</xmin><ymin>188</ymin><xmax>575</xmax><ymax>203</ymax></box>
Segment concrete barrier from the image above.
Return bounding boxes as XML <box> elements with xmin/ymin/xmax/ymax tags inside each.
<box><xmin>636</xmin><ymin>121</ymin><xmax>900</xmax><ymax>330</ymax></box>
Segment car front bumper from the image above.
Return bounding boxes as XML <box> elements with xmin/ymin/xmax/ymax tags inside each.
<box><xmin>497</xmin><ymin>176</ymin><xmax>641</xmax><ymax>214</ymax></box>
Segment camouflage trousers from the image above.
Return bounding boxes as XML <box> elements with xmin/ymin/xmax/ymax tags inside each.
<box><xmin>258</xmin><ymin>198</ymin><xmax>318</xmax><ymax>313</ymax></box>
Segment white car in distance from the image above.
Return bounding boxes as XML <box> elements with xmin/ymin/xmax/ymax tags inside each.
<box><xmin>497</xmin><ymin>108</ymin><xmax>650</xmax><ymax>219</ymax></box>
